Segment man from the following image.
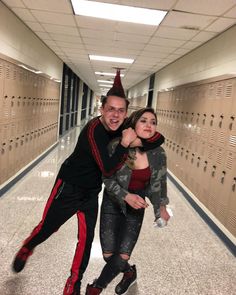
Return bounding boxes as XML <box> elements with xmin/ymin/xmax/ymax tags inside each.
<box><xmin>12</xmin><ymin>70</ymin><xmax>164</xmax><ymax>295</ymax></box>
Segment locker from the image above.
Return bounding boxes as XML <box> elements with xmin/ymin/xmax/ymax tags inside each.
<box><xmin>0</xmin><ymin>59</ymin><xmax>5</xmax><ymax>117</ymax></box>
<box><xmin>0</xmin><ymin>142</ymin><xmax>9</xmax><ymax>184</ymax></box>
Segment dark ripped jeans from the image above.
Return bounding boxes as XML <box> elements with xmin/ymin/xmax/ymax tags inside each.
<box><xmin>100</xmin><ymin>189</ymin><xmax>145</xmax><ymax>256</ymax></box>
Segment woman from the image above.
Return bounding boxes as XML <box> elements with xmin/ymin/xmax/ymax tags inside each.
<box><xmin>86</xmin><ymin>108</ymin><xmax>170</xmax><ymax>295</ymax></box>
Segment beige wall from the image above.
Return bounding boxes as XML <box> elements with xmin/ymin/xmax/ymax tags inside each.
<box><xmin>0</xmin><ymin>1</ymin><xmax>63</xmax><ymax>80</ymax></box>
<box><xmin>153</xmin><ymin>25</ymin><xmax>236</xmax><ymax>102</ymax></box>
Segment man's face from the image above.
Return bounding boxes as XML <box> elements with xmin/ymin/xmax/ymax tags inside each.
<box><xmin>100</xmin><ymin>95</ymin><xmax>127</xmax><ymax>131</ymax></box>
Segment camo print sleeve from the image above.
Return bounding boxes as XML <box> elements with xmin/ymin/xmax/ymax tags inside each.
<box><xmin>147</xmin><ymin>147</ymin><xmax>169</xmax><ymax>218</ymax></box>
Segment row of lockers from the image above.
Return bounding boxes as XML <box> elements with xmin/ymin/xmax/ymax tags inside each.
<box><xmin>0</xmin><ymin>59</ymin><xmax>60</xmax><ymax>100</ymax></box>
<box><xmin>164</xmin><ymin>138</ymin><xmax>236</xmax><ymax>236</ymax></box>
<box><xmin>0</xmin><ymin>96</ymin><xmax>60</xmax><ymax>124</ymax></box>
<box><xmin>158</xmin><ymin>120</ymin><xmax>236</xmax><ymax>152</ymax></box>
<box><xmin>157</xmin><ymin>109</ymin><xmax>236</xmax><ymax>133</ymax></box>
<box><xmin>157</xmin><ymin>76</ymin><xmax>236</xmax><ymax>239</ymax></box>
<box><xmin>0</xmin><ymin>58</ymin><xmax>61</xmax><ymax>185</ymax></box>
<box><xmin>0</xmin><ymin>123</ymin><xmax>58</xmax><ymax>185</ymax></box>
<box><xmin>158</xmin><ymin>78</ymin><xmax>236</xmax><ymax>114</ymax></box>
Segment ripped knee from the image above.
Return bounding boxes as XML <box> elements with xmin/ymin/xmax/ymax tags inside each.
<box><xmin>120</xmin><ymin>253</ymin><xmax>130</xmax><ymax>261</ymax></box>
<box><xmin>103</xmin><ymin>252</ymin><xmax>114</xmax><ymax>262</ymax></box>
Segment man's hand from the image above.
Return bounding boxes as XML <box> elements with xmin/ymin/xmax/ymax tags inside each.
<box><xmin>121</xmin><ymin>128</ymin><xmax>137</xmax><ymax>148</ymax></box>
<box><xmin>124</xmin><ymin>193</ymin><xmax>149</xmax><ymax>209</ymax></box>
<box><xmin>129</xmin><ymin>137</ymin><xmax>142</xmax><ymax>147</ymax></box>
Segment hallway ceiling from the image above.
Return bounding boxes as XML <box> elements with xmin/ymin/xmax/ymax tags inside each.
<box><xmin>2</xmin><ymin>0</ymin><xmax>236</xmax><ymax>94</ymax></box>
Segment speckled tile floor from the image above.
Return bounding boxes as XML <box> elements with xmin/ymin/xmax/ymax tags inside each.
<box><xmin>0</xmin><ymin>128</ymin><xmax>235</xmax><ymax>295</ymax></box>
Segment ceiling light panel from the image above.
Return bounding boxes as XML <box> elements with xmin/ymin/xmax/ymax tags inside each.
<box><xmin>71</xmin><ymin>0</ymin><xmax>167</xmax><ymax>26</ymax></box>
<box><xmin>89</xmin><ymin>55</ymin><xmax>134</xmax><ymax>63</ymax></box>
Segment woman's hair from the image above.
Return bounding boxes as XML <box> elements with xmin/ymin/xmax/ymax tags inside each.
<box><xmin>124</xmin><ymin>107</ymin><xmax>157</xmax><ymax>129</ymax></box>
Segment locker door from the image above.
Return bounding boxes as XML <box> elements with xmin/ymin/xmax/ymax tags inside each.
<box><xmin>0</xmin><ymin>60</ymin><xmax>5</xmax><ymax>120</ymax></box>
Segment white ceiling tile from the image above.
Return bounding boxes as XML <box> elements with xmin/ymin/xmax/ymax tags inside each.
<box><xmin>12</xmin><ymin>8</ymin><xmax>36</xmax><ymax>21</ymax></box>
<box><xmin>162</xmin><ymin>11</ymin><xmax>217</xmax><ymax>30</ymax></box>
<box><xmin>206</xmin><ymin>17</ymin><xmax>236</xmax><ymax>32</ymax></box>
<box><xmin>112</xmin><ymin>41</ymin><xmax>145</xmax><ymax>50</ymax></box>
<box><xmin>191</xmin><ymin>31</ymin><xmax>217</xmax><ymax>42</ymax></box>
<box><xmin>144</xmin><ymin>44</ymin><xmax>175</xmax><ymax>54</ymax></box>
<box><xmin>31</xmin><ymin>11</ymin><xmax>76</xmax><ymax>26</ymax></box>
<box><xmin>155</xmin><ymin>26</ymin><xmax>199</xmax><ymax>40</ymax></box>
<box><xmin>150</xmin><ymin>37</ymin><xmax>185</xmax><ymax>48</ymax></box>
<box><xmin>116</xmin><ymin>22</ymin><xmax>157</xmax><ymax>35</ymax></box>
<box><xmin>175</xmin><ymin>0</ymin><xmax>236</xmax><ymax>16</ymax></box>
<box><xmin>75</xmin><ymin>15</ymin><xmax>117</xmax><ymax>31</ymax></box>
<box><xmin>116</xmin><ymin>32</ymin><xmax>150</xmax><ymax>43</ymax></box>
<box><xmin>42</xmin><ymin>24</ymin><xmax>79</xmax><ymax>35</ymax></box>
<box><xmin>140</xmin><ymin>51</ymin><xmax>168</xmax><ymax>59</ymax></box>
<box><xmin>224</xmin><ymin>6</ymin><xmax>236</xmax><ymax>17</ymax></box>
<box><xmin>25</xmin><ymin>21</ymin><xmax>44</xmax><ymax>31</ymax></box>
<box><xmin>44</xmin><ymin>40</ymin><xmax>58</xmax><ymax>47</ymax></box>
<box><xmin>56</xmin><ymin>41</ymin><xmax>84</xmax><ymax>49</ymax></box>
<box><xmin>182</xmin><ymin>40</ymin><xmax>202</xmax><ymax>49</ymax></box>
<box><xmin>22</xmin><ymin>0</ymin><xmax>72</xmax><ymax>13</ymax></box>
<box><xmin>2</xmin><ymin>0</ymin><xmax>25</xmax><ymax>8</ymax></box>
<box><xmin>35</xmin><ymin>31</ymin><xmax>51</xmax><ymax>40</ymax></box>
<box><xmin>50</xmin><ymin>33</ymin><xmax>82</xmax><ymax>43</ymax></box>
<box><xmin>135</xmin><ymin>57</ymin><xmax>159</xmax><ymax>65</ymax></box>
<box><xmin>173</xmin><ymin>48</ymin><xmax>191</xmax><ymax>55</ymax></box>
<box><xmin>80</xmin><ymin>28</ymin><xmax>115</xmax><ymax>39</ymax></box>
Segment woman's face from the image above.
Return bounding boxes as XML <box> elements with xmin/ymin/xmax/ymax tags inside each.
<box><xmin>135</xmin><ymin>112</ymin><xmax>157</xmax><ymax>139</ymax></box>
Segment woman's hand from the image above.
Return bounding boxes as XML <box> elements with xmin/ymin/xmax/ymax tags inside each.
<box><xmin>124</xmin><ymin>193</ymin><xmax>149</xmax><ymax>209</ymax></box>
<box><xmin>160</xmin><ymin>205</ymin><xmax>170</xmax><ymax>222</ymax></box>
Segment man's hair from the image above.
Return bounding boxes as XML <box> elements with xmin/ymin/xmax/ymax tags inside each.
<box><xmin>101</xmin><ymin>70</ymin><xmax>129</xmax><ymax>109</ymax></box>
<box><xmin>101</xmin><ymin>95</ymin><xmax>130</xmax><ymax>109</ymax></box>
<box><xmin>124</xmin><ymin>107</ymin><xmax>157</xmax><ymax>129</ymax></box>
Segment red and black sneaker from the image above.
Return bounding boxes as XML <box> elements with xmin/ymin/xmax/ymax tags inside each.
<box><xmin>85</xmin><ymin>280</ymin><xmax>103</xmax><ymax>295</ymax></box>
<box><xmin>12</xmin><ymin>246</ymin><xmax>33</xmax><ymax>273</ymax></box>
<box><xmin>115</xmin><ymin>265</ymin><xmax>137</xmax><ymax>295</ymax></box>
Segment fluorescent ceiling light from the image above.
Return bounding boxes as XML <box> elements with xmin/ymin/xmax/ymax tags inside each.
<box><xmin>90</xmin><ymin>55</ymin><xmax>133</xmax><ymax>64</ymax></box>
<box><xmin>99</xmin><ymin>84</ymin><xmax>111</xmax><ymax>87</ymax></box>
<box><xmin>97</xmin><ymin>80</ymin><xmax>113</xmax><ymax>84</ymax></box>
<box><xmin>71</xmin><ymin>0</ymin><xmax>167</xmax><ymax>26</ymax></box>
<box><xmin>95</xmin><ymin>72</ymin><xmax>125</xmax><ymax>77</ymax></box>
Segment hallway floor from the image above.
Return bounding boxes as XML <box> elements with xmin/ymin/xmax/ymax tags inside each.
<box><xmin>0</xmin><ymin>128</ymin><xmax>235</xmax><ymax>295</ymax></box>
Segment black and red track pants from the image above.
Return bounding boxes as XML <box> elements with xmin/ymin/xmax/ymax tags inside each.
<box><xmin>22</xmin><ymin>178</ymin><xmax>100</xmax><ymax>294</ymax></box>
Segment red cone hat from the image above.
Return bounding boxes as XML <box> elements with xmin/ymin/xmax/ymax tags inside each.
<box><xmin>106</xmin><ymin>69</ymin><xmax>126</xmax><ymax>98</ymax></box>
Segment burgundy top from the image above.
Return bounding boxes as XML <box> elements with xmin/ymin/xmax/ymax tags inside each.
<box><xmin>128</xmin><ymin>166</ymin><xmax>151</xmax><ymax>190</ymax></box>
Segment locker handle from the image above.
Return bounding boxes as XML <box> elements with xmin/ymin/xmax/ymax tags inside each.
<box><xmin>232</xmin><ymin>177</ymin><xmax>236</xmax><ymax>191</ymax></box>
<box><xmin>10</xmin><ymin>139</ymin><xmax>13</xmax><ymax>142</ymax></box>
<box><xmin>220</xmin><ymin>115</ymin><xmax>224</xmax><ymax>119</ymax></box>
<box><xmin>204</xmin><ymin>160</ymin><xmax>208</xmax><ymax>164</ymax></box>
<box><xmin>211</xmin><ymin>165</ymin><xmax>216</xmax><ymax>177</ymax></box>
<box><xmin>2</xmin><ymin>142</ymin><xmax>6</xmax><ymax>146</ymax></box>
<box><xmin>211</xmin><ymin>114</ymin><xmax>214</xmax><ymax>118</ymax></box>
<box><xmin>4</xmin><ymin>95</ymin><xmax>8</xmax><ymax>98</ymax></box>
<box><xmin>221</xmin><ymin>171</ymin><xmax>226</xmax><ymax>184</ymax></box>
<box><xmin>197</xmin><ymin>156</ymin><xmax>201</xmax><ymax>160</ymax></box>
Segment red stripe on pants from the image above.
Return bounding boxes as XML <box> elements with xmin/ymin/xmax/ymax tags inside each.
<box><xmin>23</xmin><ymin>178</ymin><xmax>63</xmax><ymax>245</ymax></box>
<box><xmin>63</xmin><ymin>211</ymin><xmax>87</xmax><ymax>294</ymax></box>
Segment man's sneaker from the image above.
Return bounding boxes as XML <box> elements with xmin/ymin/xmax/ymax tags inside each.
<box><xmin>63</xmin><ymin>274</ymin><xmax>81</xmax><ymax>295</ymax></box>
<box><xmin>12</xmin><ymin>246</ymin><xmax>33</xmax><ymax>273</ymax></box>
<box><xmin>115</xmin><ymin>265</ymin><xmax>137</xmax><ymax>295</ymax></box>
<box><xmin>85</xmin><ymin>280</ymin><xmax>103</xmax><ymax>295</ymax></box>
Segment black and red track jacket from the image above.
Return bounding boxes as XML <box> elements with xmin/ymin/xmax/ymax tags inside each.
<box><xmin>58</xmin><ymin>117</ymin><xmax>164</xmax><ymax>189</ymax></box>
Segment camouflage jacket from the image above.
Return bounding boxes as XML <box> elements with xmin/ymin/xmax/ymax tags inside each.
<box><xmin>103</xmin><ymin>138</ymin><xmax>169</xmax><ymax>219</ymax></box>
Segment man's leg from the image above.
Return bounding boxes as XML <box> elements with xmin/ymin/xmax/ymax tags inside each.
<box><xmin>64</xmin><ymin>201</ymin><xmax>99</xmax><ymax>295</ymax></box>
<box><xmin>12</xmin><ymin>179</ymin><xmax>78</xmax><ymax>272</ymax></box>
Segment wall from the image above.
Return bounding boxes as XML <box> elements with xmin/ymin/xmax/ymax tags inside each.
<box><xmin>0</xmin><ymin>1</ymin><xmax>63</xmax><ymax>80</ymax></box>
